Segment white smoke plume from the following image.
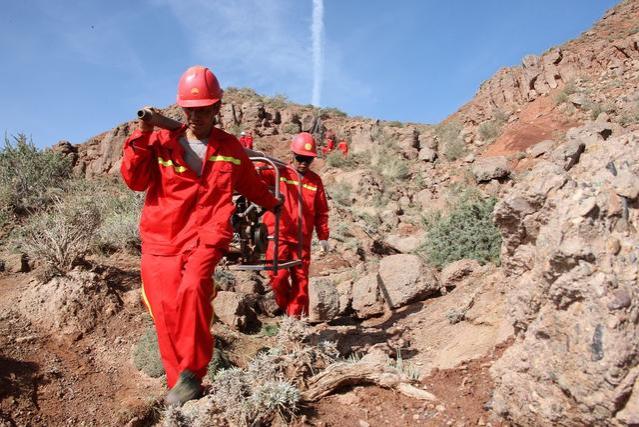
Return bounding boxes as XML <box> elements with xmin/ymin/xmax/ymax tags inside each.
<box><xmin>311</xmin><ymin>0</ymin><xmax>324</xmax><ymax>106</ymax></box>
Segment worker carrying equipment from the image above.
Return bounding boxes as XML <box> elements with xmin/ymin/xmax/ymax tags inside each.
<box><xmin>121</xmin><ymin>65</ymin><xmax>281</xmax><ymax>408</ymax></box>
<box><xmin>259</xmin><ymin>132</ymin><xmax>330</xmax><ymax>317</ymax></box>
<box><xmin>238</xmin><ymin>130</ymin><xmax>254</xmax><ymax>150</ymax></box>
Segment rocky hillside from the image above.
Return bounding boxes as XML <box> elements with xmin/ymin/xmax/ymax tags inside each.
<box><xmin>27</xmin><ymin>0</ymin><xmax>638</xmax><ymax>424</ymax></box>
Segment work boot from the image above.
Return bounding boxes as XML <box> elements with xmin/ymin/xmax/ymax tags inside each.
<box><xmin>164</xmin><ymin>370</ymin><xmax>202</xmax><ymax>407</ymax></box>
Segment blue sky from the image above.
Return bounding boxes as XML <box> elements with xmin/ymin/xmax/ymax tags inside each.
<box><xmin>0</xmin><ymin>0</ymin><xmax>619</xmax><ymax>148</ymax></box>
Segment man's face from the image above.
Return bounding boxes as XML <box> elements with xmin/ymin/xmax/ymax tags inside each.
<box><xmin>182</xmin><ymin>102</ymin><xmax>220</xmax><ymax>137</ymax></box>
<box><xmin>294</xmin><ymin>154</ymin><xmax>314</xmax><ymax>174</ymax></box>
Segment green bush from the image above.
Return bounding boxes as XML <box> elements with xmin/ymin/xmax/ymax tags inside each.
<box><xmin>0</xmin><ymin>134</ymin><xmax>70</xmax><ymax>216</ymax></box>
<box><xmin>420</xmin><ymin>192</ymin><xmax>501</xmax><ymax>268</ymax></box>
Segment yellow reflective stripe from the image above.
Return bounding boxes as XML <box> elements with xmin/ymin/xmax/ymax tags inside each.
<box><xmin>140</xmin><ymin>283</ymin><xmax>154</xmax><ymax>320</ymax></box>
<box><xmin>280</xmin><ymin>177</ymin><xmax>299</xmax><ymax>185</ymax></box>
<box><xmin>208</xmin><ymin>155</ymin><xmax>241</xmax><ymax>165</ymax></box>
<box><xmin>279</xmin><ymin>177</ymin><xmax>317</xmax><ymax>191</ymax></box>
<box><xmin>157</xmin><ymin>157</ymin><xmax>187</xmax><ymax>173</ymax></box>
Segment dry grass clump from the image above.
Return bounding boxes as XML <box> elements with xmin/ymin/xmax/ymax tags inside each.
<box><xmin>163</xmin><ymin>317</ymin><xmax>338</xmax><ymax>426</ymax></box>
<box><xmin>19</xmin><ymin>194</ymin><xmax>100</xmax><ymax>275</ymax></box>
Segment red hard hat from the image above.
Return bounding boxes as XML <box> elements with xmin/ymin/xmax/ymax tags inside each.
<box><xmin>176</xmin><ymin>65</ymin><xmax>223</xmax><ymax>108</ymax></box>
<box><xmin>291</xmin><ymin>132</ymin><xmax>318</xmax><ymax>157</ymax></box>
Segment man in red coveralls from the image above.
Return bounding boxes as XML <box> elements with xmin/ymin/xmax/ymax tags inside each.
<box><xmin>120</xmin><ymin>65</ymin><xmax>281</xmax><ymax>406</ymax></box>
<box><xmin>261</xmin><ymin>132</ymin><xmax>330</xmax><ymax>317</ymax></box>
<box><xmin>238</xmin><ymin>130</ymin><xmax>254</xmax><ymax>149</ymax></box>
<box><xmin>337</xmin><ymin>139</ymin><xmax>349</xmax><ymax>156</ymax></box>
<box><xmin>321</xmin><ymin>137</ymin><xmax>335</xmax><ymax>156</ymax></box>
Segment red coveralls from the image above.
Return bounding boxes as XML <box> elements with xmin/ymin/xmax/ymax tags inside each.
<box><xmin>239</xmin><ymin>135</ymin><xmax>254</xmax><ymax>150</ymax></box>
<box><xmin>260</xmin><ymin>167</ymin><xmax>329</xmax><ymax>316</ymax></box>
<box><xmin>321</xmin><ymin>139</ymin><xmax>335</xmax><ymax>156</ymax></box>
<box><xmin>337</xmin><ymin>140</ymin><xmax>349</xmax><ymax>156</ymax></box>
<box><xmin>121</xmin><ymin>126</ymin><xmax>278</xmax><ymax>387</ymax></box>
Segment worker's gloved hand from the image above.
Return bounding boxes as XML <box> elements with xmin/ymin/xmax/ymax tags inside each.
<box><xmin>319</xmin><ymin>240</ymin><xmax>330</xmax><ymax>253</ymax></box>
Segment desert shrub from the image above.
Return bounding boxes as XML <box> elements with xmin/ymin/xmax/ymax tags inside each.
<box><xmin>95</xmin><ymin>185</ymin><xmax>143</xmax><ymax>253</ymax></box>
<box><xmin>554</xmin><ymin>80</ymin><xmax>577</xmax><ymax>105</ymax></box>
<box><xmin>583</xmin><ymin>101</ymin><xmax>614</xmax><ymax>120</ymax></box>
<box><xmin>435</xmin><ymin>120</ymin><xmax>466</xmax><ymax>161</ymax></box>
<box><xmin>329</xmin><ymin>182</ymin><xmax>353</xmax><ymax>206</ymax></box>
<box><xmin>224</xmin><ymin>87</ymin><xmax>262</xmax><ymax>104</ymax></box>
<box><xmin>133</xmin><ymin>326</ymin><xmax>165</xmax><ymax>378</ymax></box>
<box><xmin>386</xmin><ymin>120</ymin><xmax>404</xmax><ymax>128</ymax></box>
<box><xmin>379</xmin><ymin>156</ymin><xmax>410</xmax><ymax>181</ymax></box>
<box><xmin>214</xmin><ymin>268</ymin><xmax>236</xmax><ymax>290</ymax></box>
<box><xmin>620</xmin><ymin>103</ymin><xmax>639</xmax><ymax>126</ymax></box>
<box><xmin>326</xmin><ymin>150</ymin><xmax>370</xmax><ymax>171</ymax></box>
<box><xmin>420</xmin><ymin>190</ymin><xmax>501</xmax><ymax>268</ymax></box>
<box><xmin>319</xmin><ymin>107</ymin><xmax>347</xmax><ymax>117</ymax></box>
<box><xmin>19</xmin><ymin>194</ymin><xmax>101</xmax><ymax>274</ymax></box>
<box><xmin>264</xmin><ymin>94</ymin><xmax>289</xmax><ymax>110</ymax></box>
<box><xmin>479</xmin><ymin>121</ymin><xmax>499</xmax><ymax>142</ymax></box>
<box><xmin>165</xmin><ymin>318</ymin><xmax>337</xmax><ymax>426</ymax></box>
<box><xmin>281</xmin><ymin>122</ymin><xmax>300</xmax><ymax>134</ymax></box>
<box><xmin>0</xmin><ymin>134</ymin><xmax>70</xmax><ymax>217</ymax></box>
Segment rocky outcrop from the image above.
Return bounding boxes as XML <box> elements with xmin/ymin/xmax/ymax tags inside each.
<box><xmin>455</xmin><ymin>1</ymin><xmax>639</xmax><ymax>126</ymax></box>
<box><xmin>490</xmin><ymin>128</ymin><xmax>639</xmax><ymax>425</ymax></box>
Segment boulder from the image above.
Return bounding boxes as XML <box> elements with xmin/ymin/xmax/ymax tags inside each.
<box><xmin>378</xmin><ymin>255</ymin><xmax>439</xmax><ymax>308</ymax></box>
<box><xmin>383</xmin><ymin>233</ymin><xmax>424</xmax><ymax>254</ymax></box>
<box><xmin>213</xmin><ymin>291</ymin><xmax>259</xmax><ymax>332</ymax></box>
<box><xmin>308</xmin><ymin>278</ymin><xmax>340</xmax><ymax>322</ymax></box>
<box><xmin>551</xmin><ymin>140</ymin><xmax>585</xmax><ymax>171</ymax></box>
<box><xmin>352</xmin><ymin>273</ymin><xmax>385</xmax><ymax>318</ymax></box>
<box><xmin>472</xmin><ymin>156</ymin><xmax>511</xmax><ymax>182</ymax></box>
<box><xmin>612</xmin><ymin>170</ymin><xmax>639</xmax><ymax>200</ymax></box>
<box><xmin>527</xmin><ymin>140</ymin><xmax>556</xmax><ymax>158</ymax></box>
<box><xmin>440</xmin><ymin>259</ymin><xmax>481</xmax><ymax>289</ymax></box>
<box><xmin>418</xmin><ymin>147</ymin><xmax>437</xmax><ymax>162</ymax></box>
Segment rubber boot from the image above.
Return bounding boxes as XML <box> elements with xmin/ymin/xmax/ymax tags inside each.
<box><xmin>164</xmin><ymin>370</ymin><xmax>202</xmax><ymax>407</ymax></box>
